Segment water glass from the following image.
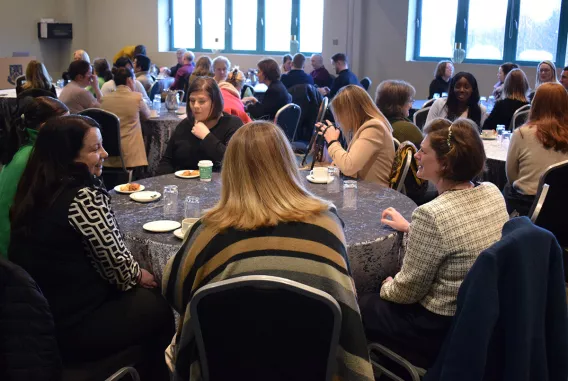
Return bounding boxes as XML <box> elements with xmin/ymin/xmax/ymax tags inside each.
<box><xmin>163</xmin><ymin>185</ymin><xmax>178</xmax><ymax>218</ymax></box>
<box><xmin>501</xmin><ymin>131</ymin><xmax>512</xmax><ymax>149</ymax></box>
<box><xmin>184</xmin><ymin>196</ymin><xmax>200</xmax><ymax>219</ymax></box>
<box><xmin>56</xmin><ymin>79</ymin><xmax>65</xmax><ymax>89</ymax></box>
<box><xmin>496</xmin><ymin>125</ymin><xmax>506</xmax><ymax>143</ymax></box>
<box><xmin>433</xmin><ymin>93</ymin><xmax>440</xmax><ymax>99</ymax></box>
<box><xmin>441</xmin><ymin>92</ymin><xmax>448</xmax><ymax>98</ymax></box>
<box><xmin>327</xmin><ymin>167</ymin><xmax>341</xmax><ymax>193</ymax></box>
<box><xmin>343</xmin><ymin>180</ymin><xmax>358</xmax><ymax>210</ymax></box>
<box><xmin>152</xmin><ymin>94</ymin><xmax>161</xmax><ymax>117</ymax></box>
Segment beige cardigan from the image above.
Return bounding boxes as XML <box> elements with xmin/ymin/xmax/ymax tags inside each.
<box><xmin>328</xmin><ymin>118</ymin><xmax>395</xmax><ymax>186</ymax></box>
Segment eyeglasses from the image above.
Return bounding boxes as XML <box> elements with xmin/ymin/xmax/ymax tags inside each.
<box><xmin>407</xmin><ymin>98</ymin><xmax>415</xmax><ymax>105</ymax></box>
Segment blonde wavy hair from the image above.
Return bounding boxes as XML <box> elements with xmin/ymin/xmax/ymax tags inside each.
<box><xmin>331</xmin><ymin>84</ymin><xmax>390</xmax><ymax>142</ymax></box>
<box><xmin>22</xmin><ymin>60</ymin><xmax>52</xmax><ymax>91</ymax></box>
<box><xmin>202</xmin><ymin>121</ymin><xmax>331</xmax><ymax>231</ymax></box>
<box><xmin>226</xmin><ymin>67</ymin><xmax>246</xmax><ymax>90</ymax></box>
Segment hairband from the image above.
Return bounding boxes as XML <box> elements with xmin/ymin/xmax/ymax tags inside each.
<box><xmin>447</xmin><ymin>126</ymin><xmax>453</xmax><ymax>149</ymax></box>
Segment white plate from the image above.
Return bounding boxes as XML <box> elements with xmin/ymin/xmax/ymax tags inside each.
<box><xmin>175</xmin><ymin>170</ymin><xmax>200</xmax><ymax>179</ymax></box>
<box><xmin>114</xmin><ymin>184</ymin><xmax>145</xmax><ymax>194</ymax></box>
<box><xmin>481</xmin><ymin>136</ymin><xmax>498</xmax><ymax>140</ymax></box>
<box><xmin>306</xmin><ymin>174</ymin><xmax>334</xmax><ymax>184</ymax></box>
<box><xmin>143</xmin><ymin>220</ymin><xmax>181</xmax><ymax>233</ymax></box>
<box><xmin>130</xmin><ymin>191</ymin><xmax>161</xmax><ymax>203</ymax></box>
<box><xmin>173</xmin><ymin>228</ymin><xmax>185</xmax><ymax>239</ymax></box>
<box><xmin>175</xmin><ymin>107</ymin><xmax>186</xmax><ymax>115</ymax></box>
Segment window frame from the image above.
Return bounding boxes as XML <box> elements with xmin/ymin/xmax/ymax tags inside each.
<box><xmin>169</xmin><ymin>0</ymin><xmax>323</xmax><ymax>56</ymax></box>
<box><xmin>413</xmin><ymin>0</ymin><xmax>568</xmax><ymax>67</ymax></box>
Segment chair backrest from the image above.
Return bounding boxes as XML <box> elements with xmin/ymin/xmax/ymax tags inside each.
<box><xmin>301</xmin><ymin>97</ymin><xmax>329</xmax><ymax>166</ymax></box>
<box><xmin>422</xmin><ymin>98</ymin><xmax>436</xmax><ymax>108</ymax></box>
<box><xmin>413</xmin><ymin>107</ymin><xmax>430</xmax><ymax>131</ymax></box>
<box><xmin>511</xmin><ymin>109</ymin><xmax>530</xmax><ymax>130</ymax></box>
<box><xmin>78</xmin><ymin>108</ymin><xmax>124</xmax><ymax>167</ymax></box>
<box><xmin>190</xmin><ymin>275</ymin><xmax>342</xmax><ymax>381</ymax></box>
<box><xmin>274</xmin><ymin>103</ymin><xmax>302</xmax><ymax>141</ymax></box>
<box><xmin>389</xmin><ymin>141</ymin><xmax>427</xmax><ymax>198</ymax></box>
<box><xmin>17</xmin><ymin>88</ymin><xmax>55</xmax><ymax>100</ymax></box>
<box><xmin>528</xmin><ymin>159</ymin><xmax>568</xmax><ymax>248</ymax></box>
<box><xmin>360</xmin><ymin>77</ymin><xmax>372</xmax><ymax>91</ymax></box>
<box><xmin>241</xmin><ymin>84</ymin><xmax>254</xmax><ymax>99</ymax></box>
<box><xmin>148</xmin><ymin>81</ymin><xmax>161</xmax><ymax>101</ymax></box>
<box><xmin>15</xmin><ymin>75</ymin><xmax>26</xmax><ymax>88</ymax></box>
<box><xmin>393</xmin><ymin>137</ymin><xmax>400</xmax><ymax>151</ymax></box>
<box><xmin>316</xmin><ymin>97</ymin><xmax>329</xmax><ymax>124</ymax></box>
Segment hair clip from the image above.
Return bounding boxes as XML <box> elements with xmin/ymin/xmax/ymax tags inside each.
<box><xmin>20</xmin><ymin>114</ymin><xmax>25</xmax><ymax>121</ymax></box>
<box><xmin>447</xmin><ymin>126</ymin><xmax>453</xmax><ymax>149</ymax></box>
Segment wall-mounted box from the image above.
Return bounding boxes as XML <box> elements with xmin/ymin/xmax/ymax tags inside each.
<box><xmin>37</xmin><ymin>23</ymin><xmax>73</xmax><ymax>39</ymax></box>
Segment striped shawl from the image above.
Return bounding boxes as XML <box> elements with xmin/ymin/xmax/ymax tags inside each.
<box><xmin>163</xmin><ymin>209</ymin><xmax>373</xmax><ymax>381</ymax></box>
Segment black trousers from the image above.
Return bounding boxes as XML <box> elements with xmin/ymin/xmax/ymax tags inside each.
<box><xmin>359</xmin><ymin>293</ymin><xmax>452</xmax><ymax>369</ymax></box>
<box><xmin>503</xmin><ymin>183</ymin><xmax>535</xmax><ymax>216</ymax></box>
<box><xmin>58</xmin><ymin>287</ymin><xmax>175</xmax><ymax>381</ymax></box>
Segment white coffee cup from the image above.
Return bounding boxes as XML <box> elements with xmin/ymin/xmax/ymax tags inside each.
<box><xmin>182</xmin><ymin>217</ymin><xmax>199</xmax><ymax>234</ymax></box>
<box><xmin>310</xmin><ymin>167</ymin><xmax>329</xmax><ymax>181</ymax></box>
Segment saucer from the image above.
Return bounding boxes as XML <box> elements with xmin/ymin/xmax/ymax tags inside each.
<box><xmin>173</xmin><ymin>228</ymin><xmax>185</xmax><ymax>239</ymax></box>
<box><xmin>306</xmin><ymin>175</ymin><xmax>334</xmax><ymax>184</ymax></box>
<box><xmin>130</xmin><ymin>191</ymin><xmax>161</xmax><ymax>203</ymax></box>
<box><xmin>143</xmin><ymin>220</ymin><xmax>181</xmax><ymax>233</ymax></box>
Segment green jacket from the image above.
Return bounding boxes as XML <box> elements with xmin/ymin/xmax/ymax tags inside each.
<box><xmin>389</xmin><ymin>117</ymin><xmax>424</xmax><ymax>149</ymax></box>
<box><xmin>0</xmin><ymin>129</ymin><xmax>38</xmax><ymax>257</ymax></box>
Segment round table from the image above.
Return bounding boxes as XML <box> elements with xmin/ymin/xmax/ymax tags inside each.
<box><xmin>111</xmin><ymin>172</ymin><xmax>417</xmax><ymax>293</ymax></box>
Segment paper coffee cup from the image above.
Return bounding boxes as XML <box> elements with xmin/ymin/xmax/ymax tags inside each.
<box><xmin>198</xmin><ymin>160</ymin><xmax>213</xmax><ymax>182</ymax></box>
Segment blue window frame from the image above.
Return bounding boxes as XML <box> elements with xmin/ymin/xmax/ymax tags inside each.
<box><xmin>169</xmin><ymin>0</ymin><xmax>325</xmax><ymax>55</ymax></box>
<box><xmin>413</xmin><ymin>0</ymin><xmax>568</xmax><ymax>67</ymax></box>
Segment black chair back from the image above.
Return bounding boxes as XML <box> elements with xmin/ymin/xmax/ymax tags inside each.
<box><xmin>511</xmin><ymin>109</ymin><xmax>530</xmax><ymax>130</ymax></box>
<box><xmin>148</xmin><ymin>81</ymin><xmax>161</xmax><ymax>101</ymax></box>
<box><xmin>288</xmin><ymin>84</ymin><xmax>323</xmax><ymax>144</ymax></box>
<box><xmin>274</xmin><ymin>103</ymin><xmax>301</xmax><ymax>141</ymax></box>
<box><xmin>301</xmin><ymin>97</ymin><xmax>329</xmax><ymax>166</ymax></box>
<box><xmin>15</xmin><ymin>75</ymin><xmax>26</xmax><ymax>89</ymax></box>
<box><xmin>529</xmin><ymin>160</ymin><xmax>568</xmax><ymax>248</ymax></box>
<box><xmin>190</xmin><ymin>275</ymin><xmax>342</xmax><ymax>381</ymax></box>
<box><xmin>422</xmin><ymin>98</ymin><xmax>436</xmax><ymax>108</ymax></box>
<box><xmin>17</xmin><ymin>88</ymin><xmax>56</xmax><ymax>100</ymax></box>
<box><xmin>360</xmin><ymin>77</ymin><xmax>372</xmax><ymax>91</ymax></box>
<box><xmin>413</xmin><ymin>107</ymin><xmax>430</xmax><ymax>131</ymax></box>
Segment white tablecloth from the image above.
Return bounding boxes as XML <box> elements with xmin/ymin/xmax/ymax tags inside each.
<box><xmin>0</xmin><ymin>87</ymin><xmax>62</xmax><ymax>98</ymax></box>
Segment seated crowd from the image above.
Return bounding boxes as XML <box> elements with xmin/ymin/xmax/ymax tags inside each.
<box><xmin>0</xmin><ymin>43</ymin><xmax>567</xmax><ymax>381</ymax></box>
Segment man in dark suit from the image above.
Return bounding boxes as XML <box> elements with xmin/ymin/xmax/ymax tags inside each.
<box><xmin>281</xmin><ymin>54</ymin><xmax>314</xmax><ymax>89</ymax></box>
<box><xmin>321</xmin><ymin>53</ymin><xmax>360</xmax><ymax>99</ymax></box>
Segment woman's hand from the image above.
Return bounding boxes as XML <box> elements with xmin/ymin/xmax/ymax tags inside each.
<box><xmin>242</xmin><ymin>96</ymin><xmax>258</xmax><ymax>104</ymax></box>
<box><xmin>381</xmin><ymin>207</ymin><xmax>410</xmax><ymax>232</ymax></box>
<box><xmin>139</xmin><ymin>269</ymin><xmax>158</xmax><ymax>288</ymax></box>
<box><xmin>316</xmin><ymin>120</ymin><xmax>340</xmax><ymax>143</ymax></box>
<box><xmin>89</xmin><ymin>74</ymin><xmax>99</xmax><ymax>88</ymax></box>
<box><xmin>382</xmin><ymin>276</ymin><xmax>393</xmax><ymax>286</ymax></box>
<box><xmin>191</xmin><ymin>122</ymin><xmax>210</xmax><ymax>140</ymax></box>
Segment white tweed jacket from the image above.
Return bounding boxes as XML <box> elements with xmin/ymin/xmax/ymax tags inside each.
<box><xmin>381</xmin><ymin>182</ymin><xmax>509</xmax><ymax>316</ymax></box>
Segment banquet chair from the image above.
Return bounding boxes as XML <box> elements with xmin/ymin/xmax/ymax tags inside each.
<box><xmin>422</xmin><ymin>99</ymin><xmax>435</xmax><ymax>108</ymax></box>
<box><xmin>241</xmin><ymin>84</ymin><xmax>255</xmax><ymax>99</ymax></box>
<box><xmin>510</xmin><ymin>109</ymin><xmax>530</xmax><ymax>130</ymax></box>
<box><xmin>78</xmin><ymin>108</ymin><xmax>131</xmax><ymax>189</ymax></box>
<box><xmin>413</xmin><ymin>107</ymin><xmax>430</xmax><ymax>131</ymax></box>
<box><xmin>148</xmin><ymin>81</ymin><xmax>161</xmax><ymax>101</ymax></box>
<box><xmin>190</xmin><ymin>275</ymin><xmax>342</xmax><ymax>381</ymax></box>
<box><xmin>368</xmin><ymin>343</ymin><xmax>426</xmax><ymax>381</ymax></box>
<box><xmin>360</xmin><ymin>77</ymin><xmax>372</xmax><ymax>91</ymax></box>
<box><xmin>15</xmin><ymin>75</ymin><xmax>26</xmax><ymax>89</ymax></box>
<box><xmin>274</xmin><ymin>103</ymin><xmax>301</xmax><ymax>142</ymax></box>
<box><xmin>301</xmin><ymin>97</ymin><xmax>329</xmax><ymax>166</ymax></box>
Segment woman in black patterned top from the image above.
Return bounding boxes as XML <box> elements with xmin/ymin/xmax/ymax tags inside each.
<box><xmin>9</xmin><ymin>115</ymin><xmax>174</xmax><ymax>380</ymax></box>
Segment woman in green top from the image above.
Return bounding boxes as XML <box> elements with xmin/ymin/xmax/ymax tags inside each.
<box><xmin>87</xmin><ymin>58</ymin><xmax>113</xmax><ymax>96</ymax></box>
<box><xmin>0</xmin><ymin>96</ymin><xmax>68</xmax><ymax>257</ymax></box>
<box><xmin>375</xmin><ymin>79</ymin><xmax>424</xmax><ymax>149</ymax></box>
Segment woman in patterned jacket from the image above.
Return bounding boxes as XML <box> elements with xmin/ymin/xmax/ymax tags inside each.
<box><xmin>9</xmin><ymin>115</ymin><xmax>174</xmax><ymax>380</ymax></box>
<box><xmin>359</xmin><ymin>118</ymin><xmax>509</xmax><ymax>368</ymax></box>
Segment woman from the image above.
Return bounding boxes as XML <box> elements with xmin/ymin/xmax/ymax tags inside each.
<box><xmin>162</xmin><ymin>121</ymin><xmax>374</xmax><ymax>381</ymax></box>
<box><xmin>212</xmin><ymin>56</ymin><xmax>230</xmax><ymax>83</ymax></box>
<box><xmin>73</xmin><ymin>49</ymin><xmax>90</xmax><ymax>63</ymax></box>
<box><xmin>244</xmin><ymin>58</ymin><xmax>291</xmax><ymax>120</ymax></box>
<box><xmin>529</xmin><ymin>60</ymin><xmax>560</xmax><ymax>101</ymax></box>
<box><xmin>505</xmin><ymin>82</ymin><xmax>568</xmax><ymax>216</ymax></box>
<box><xmin>100</xmin><ymin>57</ymin><xmax>150</xmax><ymax>103</ymax></box>
<box><xmin>101</xmin><ymin>67</ymin><xmax>151</xmax><ymax>169</ymax></box>
<box><xmin>426</xmin><ymin>72</ymin><xmax>487</xmax><ymax>129</ymax></box>
<box><xmin>281</xmin><ymin>54</ymin><xmax>293</xmax><ymax>75</ymax></box>
<box><xmin>58</xmin><ymin>60</ymin><xmax>102</xmax><ymax>114</ymax></box>
<box><xmin>375</xmin><ymin>79</ymin><xmax>424</xmax><ymax>148</ymax></box>
<box><xmin>483</xmin><ymin>68</ymin><xmax>529</xmax><ymax>131</ymax></box>
<box><xmin>157</xmin><ymin>77</ymin><xmax>243</xmax><ymax>174</ymax></box>
<box><xmin>428</xmin><ymin>60</ymin><xmax>453</xmax><ymax>99</ymax></box>
<box><xmin>219</xmin><ymin>68</ymin><xmax>252</xmax><ymax>124</ymax></box>
<box><xmin>188</xmin><ymin>56</ymin><xmax>214</xmax><ymax>86</ymax></box>
<box><xmin>8</xmin><ymin>115</ymin><xmax>174</xmax><ymax>380</ymax></box>
<box><xmin>87</xmin><ymin>58</ymin><xmax>113</xmax><ymax>96</ymax></box>
<box><xmin>17</xmin><ymin>60</ymin><xmax>56</xmax><ymax>96</ymax></box>
<box><xmin>360</xmin><ymin>118</ymin><xmax>509</xmax><ymax>368</ymax></box>
<box><xmin>0</xmin><ymin>97</ymin><xmax>68</xmax><ymax>257</ymax></box>
<box><xmin>492</xmin><ymin>62</ymin><xmax>519</xmax><ymax>99</ymax></box>
<box><xmin>318</xmin><ymin>85</ymin><xmax>395</xmax><ymax>186</ymax></box>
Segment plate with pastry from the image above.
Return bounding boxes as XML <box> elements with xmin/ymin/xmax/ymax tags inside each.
<box><xmin>175</xmin><ymin>169</ymin><xmax>200</xmax><ymax>179</ymax></box>
<box><xmin>114</xmin><ymin>183</ymin><xmax>145</xmax><ymax>194</ymax></box>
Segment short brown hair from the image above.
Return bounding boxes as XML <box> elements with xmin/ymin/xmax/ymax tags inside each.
<box><xmin>292</xmin><ymin>53</ymin><xmax>306</xmax><ymax>69</ymax></box>
<box><xmin>258</xmin><ymin>58</ymin><xmax>281</xmax><ymax>82</ymax></box>
<box><xmin>424</xmin><ymin>118</ymin><xmax>486</xmax><ymax>182</ymax></box>
<box><xmin>187</xmin><ymin>76</ymin><xmax>224</xmax><ymax>121</ymax></box>
<box><xmin>375</xmin><ymin>80</ymin><xmax>416</xmax><ymax>119</ymax></box>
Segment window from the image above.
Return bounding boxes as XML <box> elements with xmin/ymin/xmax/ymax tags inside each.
<box><xmin>413</xmin><ymin>0</ymin><xmax>568</xmax><ymax>67</ymax></box>
<box><xmin>170</xmin><ymin>0</ymin><xmax>325</xmax><ymax>55</ymax></box>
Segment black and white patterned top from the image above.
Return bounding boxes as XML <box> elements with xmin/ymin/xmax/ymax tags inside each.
<box><xmin>68</xmin><ymin>187</ymin><xmax>140</xmax><ymax>291</ymax></box>
<box><xmin>380</xmin><ymin>182</ymin><xmax>509</xmax><ymax>316</ymax></box>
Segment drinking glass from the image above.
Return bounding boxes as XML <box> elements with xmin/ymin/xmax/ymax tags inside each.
<box><xmin>433</xmin><ymin>93</ymin><xmax>440</xmax><ymax>99</ymax></box>
<box><xmin>163</xmin><ymin>185</ymin><xmax>179</xmax><ymax>218</ymax></box>
<box><xmin>501</xmin><ymin>131</ymin><xmax>512</xmax><ymax>149</ymax></box>
<box><xmin>496</xmin><ymin>125</ymin><xmax>506</xmax><ymax>143</ymax></box>
<box><xmin>56</xmin><ymin>79</ymin><xmax>64</xmax><ymax>89</ymax></box>
<box><xmin>343</xmin><ymin>180</ymin><xmax>357</xmax><ymax>210</ymax></box>
<box><xmin>327</xmin><ymin>167</ymin><xmax>341</xmax><ymax>193</ymax></box>
<box><xmin>184</xmin><ymin>196</ymin><xmax>200</xmax><ymax>219</ymax></box>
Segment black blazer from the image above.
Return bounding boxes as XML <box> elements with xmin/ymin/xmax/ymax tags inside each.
<box><xmin>482</xmin><ymin>98</ymin><xmax>529</xmax><ymax>130</ymax></box>
<box><xmin>247</xmin><ymin>80</ymin><xmax>291</xmax><ymax>120</ymax></box>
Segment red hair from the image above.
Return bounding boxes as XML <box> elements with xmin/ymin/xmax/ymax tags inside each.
<box><xmin>527</xmin><ymin>83</ymin><xmax>568</xmax><ymax>153</ymax></box>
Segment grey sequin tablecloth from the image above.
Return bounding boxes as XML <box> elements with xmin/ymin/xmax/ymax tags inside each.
<box><xmin>481</xmin><ymin>139</ymin><xmax>507</xmax><ymax>190</ymax></box>
<box><xmin>141</xmin><ymin>104</ymin><xmax>185</xmax><ymax>177</ymax></box>
<box><xmin>111</xmin><ymin>172</ymin><xmax>417</xmax><ymax>293</ymax></box>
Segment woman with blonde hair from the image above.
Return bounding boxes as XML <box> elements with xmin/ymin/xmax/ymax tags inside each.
<box><xmin>17</xmin><ymin>60</ymin><xmax>56</xmax><ymax>96</ymax></box>
<box><xmin>529</xmin><ymin>60</ymin><xmax>560</xmax><ymax>101</ymax></box>
<box><xmin>162</xmin><ymin>121</ymin><xmax>374</xmax><ymax>381</ymax></box>
<box><xmin>73</xmin><ymin>49</ymin><xmax>90</xmax><ymax>63</ymax></box>
<box><xmin>505</xmin><ymin>82</ymin><xmax>568</xmax><ymax>215</ymax></box>
<box><xmin>482</xmin><ymin>68</ymin><xmax>529</xmax><ymax>131</ymax></box>
<box><xmin>218</xmin><ymin>67</ymin><xmax>252</xmax><ymax>123</ymax></box>
<box><xmin>188</xmin><ymin>56</ymin><xmax>214</xmax><ymax>86</ymax></box>
<box><xmin>318</xmin><ymin>84</ymin><xmax>395</xmax><ymax>186</ymax></box>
